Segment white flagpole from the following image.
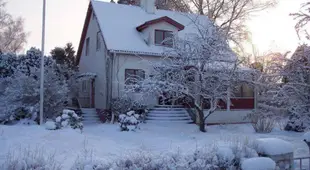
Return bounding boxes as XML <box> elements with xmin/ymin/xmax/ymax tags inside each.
<box><xmin>40</xmin><ymin>0</ymin><xmax>46</xmax><ymax>125</ymax></box>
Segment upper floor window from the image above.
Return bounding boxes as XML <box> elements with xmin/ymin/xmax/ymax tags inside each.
<box><xmin>125</xmin><ymin>69</ymin><xmax>145</xmax><ymax>85</ymax></box>
<box><xmin>85</xmin><ymin>37</ymin><xmax>90</xmax><ymax>56</ymax></box>
<box><xmin>155</xmin><ymin>30</ymin><xmax>173</xmax><ymax>47</ymax></box>
<box><xmin>96</xmin><ymin>31</ymin><xmax>101</xmax><ymax>51</ymax></box>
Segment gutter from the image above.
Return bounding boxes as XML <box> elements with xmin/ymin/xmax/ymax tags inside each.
<box><xmin>109</xmin><ymin>49</ymin><xmax>163</xmax><ymax>57</ymax></box>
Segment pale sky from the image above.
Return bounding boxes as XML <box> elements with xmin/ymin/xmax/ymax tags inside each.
<box><xmin>6</xmin><ymin>0</ymin><xmax>309</xmax><ymax>55</ymax></box>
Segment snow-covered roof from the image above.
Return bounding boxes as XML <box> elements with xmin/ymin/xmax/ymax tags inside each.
<box><xmin>91</xmin><ymin>0</ymin><xmax>213</xmax><ymax>55</ymax></box>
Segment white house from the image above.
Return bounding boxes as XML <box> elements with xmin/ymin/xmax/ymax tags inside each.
<box><xmin>76</xmin><ymin>0</ymin><xmax>255</xmax><ymax>124</ymax></box>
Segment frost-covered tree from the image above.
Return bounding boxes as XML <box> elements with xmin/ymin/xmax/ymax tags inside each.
<box><xmin>0</xmin><ymin>0</ymin><xmax>27</xmax><ymax>53</ymax></box>
<box><xmin>278</xmin><ymin>45</ymin><xmax>310</xmax><ymax>132</ymax></box>
<box><xmin>291</xmin><ymin>2</ymin><xmax>310</xmax><ymax>40</ymax></box>
<box><xmin>0</xmin><ymin>48</ymin><xmax>69</xmax><ymax>124</ymax></box>
<box><xmin>125</xmin><ymin>24</ymin><xmax>255</xmax><ymax>132</ymax></box>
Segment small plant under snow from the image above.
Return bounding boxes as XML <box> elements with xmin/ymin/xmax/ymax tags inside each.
<box><xmin>45</xmin><ymin>109</ymin><xmax>83</xmax><ymax>131</ymax></box>
<box><xmin>241</xmin><ymin>157</ymin><xmax>276</xmax><ymax>170</ymax></box>
<box><xmin>118</xmin><ymin>111</ymin><xmax>140</xmax><ymax>131</ymax></box>
<box><xmin>0</xmin><ymin>147</ymin><xmax>62</xmax><ymax>170</ymax></box>
<box><xmin>303</xmin><ymin>131</ymin><xmax>310</xmax><ymax>142</ymax></box>
<box><xmin>254</xmin><ymin>138</ymin><xmax>293</xmax><ymax>156</ymax></box>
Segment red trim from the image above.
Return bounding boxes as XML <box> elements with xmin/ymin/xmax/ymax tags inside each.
<box><xmin>76</xmin><ymin>2</ymin><xmax>93</xmax><ymax>65</ymax></box>
<box><xmin>230</xmin><ymin>98</ymin><xmax>254</xmax><ymax>110</ymax></box>
<box><xmin>136</xmin><ymin>16</ymin><xmax>185</xmax><ymax>32</ymax></box>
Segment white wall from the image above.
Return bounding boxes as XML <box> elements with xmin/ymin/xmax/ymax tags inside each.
<box><xmin>79</xmin><ymin>11</ymin><xmax>108</xmax><ymax>109</ymax></box>
<box><xmin>205</xmin><ymin>110</ymin><xmax>252</xmax><ymax>124</ymax></box>
<box><xmin>111</xmin><ymin>54</ymin><xmax>161</xmax><ymax>106</ymax></box>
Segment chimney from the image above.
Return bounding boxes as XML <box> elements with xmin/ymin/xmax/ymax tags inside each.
<box><xmin>140</xmin><ymin>0</ymin><xmax>155</xmax><ymax>14</ymax></box>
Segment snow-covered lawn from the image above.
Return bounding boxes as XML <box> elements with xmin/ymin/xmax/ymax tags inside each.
<box><xmin>0</xmin><ymin>123</ymin><xmax>308</xmax><ymax>169</ymax></box>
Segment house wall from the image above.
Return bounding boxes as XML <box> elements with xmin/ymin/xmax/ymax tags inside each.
<box><xmin>205</xmin><ymin>110</ymin><xmax>252</xmax><ymax>124</ymax></box>
<box><xmin>111</xmin><ymin>54</ymin><xmax>161</xmax><ymax>106</ymax></box>
<box><xmin>78</xmin><ymin>11</ymin><xmax>108</xmax><ymax>109</ymax></box>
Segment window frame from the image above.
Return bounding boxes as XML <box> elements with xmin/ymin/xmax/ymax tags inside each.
<box><xmin>154</xmin><ymin>29</ymin><xmax>173</xmax><ymax>47</ymax></box>
<box><xmin>96</xmin><ymin>31</ymin><xmax>101</xmax><ymax>51</ymax></box>
<box><xmin>81</xmin><ymin>80</ymin><xmax>88</xmax><ymax>92</ymax></box>
<box><xmin>125</xmin><ymin>69</ymin><xmax>145</xmax><ymax>85</ymax></box>
<box><xmin>85</xmin><ymin>37</ymin><xmax>90</xmax><ymax>56</ymax></box>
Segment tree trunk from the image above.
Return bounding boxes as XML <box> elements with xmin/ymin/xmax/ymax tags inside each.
<box><xmin>197</xmin><ymin>107</ymin><xmax>206</xmax><ymax>132</ymax></box>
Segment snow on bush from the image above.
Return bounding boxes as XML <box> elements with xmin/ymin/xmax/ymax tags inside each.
<box><xmin>45</xmin><ymin>109</ymin><xmax>83</xmax><ymax>131</ymax></box>
<box><xmin>0</xmin><ymin>48</ymin><xmax>74</xmax><ymax>124</ymax></box>
<box><xmin>71</xmin><ymin>144</ymin><xmax>103</xmax><ymax>170</ymax></box>
<box><xmin>45</xmin><ymin>121</ymin><xmax>57</xmax><ymax>130</ymax></box>
<box><xmin>303</xmin><ymin>131</ymin><xmax>310</xmax><ymax>142</ymax></box>
<box><xmin>254</xmin><ymin>138</ymin><xmax>294</xmax><ymax>156</ymax></box>
<box><xmin>241</xmin><ymin>157</ymin><xmax>276</xmax><ymax>170</ymax></box>
<box><xmin>118</xmin><ymin>111</ymin><xmax>140</xmax><ymax>131</ymax></box>
<box><xmin>0</xmin><ymin>147</ymin><xmax>62</xmax><ymax>170</ymax></box>
<box><xmin>71</xmin><ymin>139</ymin><xmax>260</xmax><ymax>169</ymax></box>
<box><xmin>247</xmin><ymin>111</ymin><xmax>275</xmax><ymax>133</ymax></box>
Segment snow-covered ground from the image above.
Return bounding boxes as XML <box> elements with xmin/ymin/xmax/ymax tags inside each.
<box><xmin>0</xmin><ymin>123</ymin><xmax>308</xmax><ymax>169</ymax></box>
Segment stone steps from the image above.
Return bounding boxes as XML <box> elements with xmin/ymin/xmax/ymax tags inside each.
<box><xmin>81</xmin><ymin>108</ymin><xmax>101</xmax><ymax>124</ymax></box>
<box><xmin>146</xmin><ymin>106</ymin><xmax>192</xmax><ymax>123</ymax></box>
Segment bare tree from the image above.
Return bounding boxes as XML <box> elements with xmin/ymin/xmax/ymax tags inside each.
<box><xmin>291</xmin><ymin>2</ymin><xmax>310</xmax><ymax>40</ymax></box>
<box><xmin>155</xmin><ymin>0</ymin><xmax>276</xmax><ymax>49</ymax></box>
<box><xmin>0</xmin><ymin>0</ymin><xmax>27</xmax><ymax>53</ymax></box>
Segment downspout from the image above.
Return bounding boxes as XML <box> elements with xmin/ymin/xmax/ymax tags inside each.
<box><xmin>109</xmin><ymin>52</ymin><xmax>116</xmax><ymax>109</ymax></box>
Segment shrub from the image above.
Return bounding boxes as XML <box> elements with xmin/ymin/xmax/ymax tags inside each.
<box><xmin>45</xmin><ymin>109</ymin><xmax>83</xmax><ymax>131</ymax></box>
<box><xmin>111</xmin><ymin>97</ymin><xmax>148</xmax><ymax>123</ymax></box>
<box><xmin>71</xmin><ymin>143</ymin><xmax>102</xmax><ymax>170</ymax></box>
<box><xmin>0</xmin><ymin>106</ymin><xmax>38</xmax><ymax>125</ymax></box>
<box><xmin>1</xmin><ymin>147</ymin><xmax>62</xmax><ymax>170</ymax></box>
<box><xmin>71</xmin><ymin>139</ymin><xmax>259</xmax><ymax>170</ymax></box>
<box><xmin>118</xmin><ymin>111</ymin><xmax>140</xmax><ymax>131</ymax></box>
<box><xmin>247</xmin><ymin>111</ymin><xmax>275</xmax><ymax>133</ymax></box>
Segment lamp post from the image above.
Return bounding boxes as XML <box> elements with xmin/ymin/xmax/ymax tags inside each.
<box><xmin>39</xmin><ymin>0</ymin><xmax>46</xmax><ymax>125</ymax></box>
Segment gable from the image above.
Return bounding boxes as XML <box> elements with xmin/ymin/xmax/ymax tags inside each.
<box><xmin>90</xmin><ymin>0</ymin><xmax>213</xmax><ymax>54</ymax></box>
<box><xmin>136</xmin><ymin>16</ymin><xmax>184</xmax><ymax>32</ymax></box>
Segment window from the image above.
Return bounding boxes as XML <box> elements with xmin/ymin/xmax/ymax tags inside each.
<box><xmin>85</xmin><ymin>37</ymin><xmax>90</xmax><ymax>56</ymax></box>
<box><xmin>155</xmin><ymin>30</ymin><xmax>173</xmax><ymax>47</ymax></box>
<box><xmin>125</xmin><ymin>69</ymin><xmax>145</xmax><ymax>85</ymax></box>
<box><xmin>82</xmin><ymin>80</ymin><xmax>87</xmax><ymax>92</ymax></box>
<box><xmin>96</xmin><ymin>31</ymin><xmax>101</xmax><ymax>51</ymax></box>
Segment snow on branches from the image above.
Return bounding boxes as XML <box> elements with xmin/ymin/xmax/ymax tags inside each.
<box><xmin>0</xmin><ymin>48</ymin><xmax>75</xmax><ymax>124</ymax></box>
<box><xmin>279</xmin><ymin>45</ymin><xmax>310</xmax><ymax>132</ymax></box>
<box><xmin>125</xmin><ymin>25</ymin><xmax>256</xmax><ymax>132</ymax></box>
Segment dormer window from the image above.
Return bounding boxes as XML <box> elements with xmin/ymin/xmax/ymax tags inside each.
<box><xmin>155</xmin><ymin>30</ymin><xmax>173</xmax><ymax>47</ymax></box>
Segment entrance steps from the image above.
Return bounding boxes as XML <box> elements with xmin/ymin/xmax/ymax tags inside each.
<box><xmin>146</xmin><ymin>106</ymin><xmax>192</xmax><ymax>123</ymax></box>
<box><xmin>81</xmin><ymin>108</ymin><xmax>101</xmax><ymax>124</ymax></box>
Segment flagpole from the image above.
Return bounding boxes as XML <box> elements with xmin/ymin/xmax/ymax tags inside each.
<box><xmin>40</xmin><ymin>0</ymin><xmax>46</xmax><ymax>125</ymax></box>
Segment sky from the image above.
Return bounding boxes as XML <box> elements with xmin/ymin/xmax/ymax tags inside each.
<box><xmin>6</xmin><ymin>0</ymin><xmax>309</xmax><ymax>55</ymax></box>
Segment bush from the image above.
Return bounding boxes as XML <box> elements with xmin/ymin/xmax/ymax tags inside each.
<box><xmin>111</xmin><ymin>97</ymin><xmax>148</xmax><ymax>123</ymax></box>
<box><xmin>71</xmin><ymin>139</ymin><xmax>259</xmax><ymax>170</ymax></box>
<box><xmin>1</xmin><ymin>147</ymin><xmax>62</xmax><ymax>170</ymax></box>
<box><xmin>247</xmin><ymin>111</ymin><xmax>275</xmax><ymax>133</ymax></box>
<box><xmin>0</xmin><ymin>48</ymin><xmax>73</xmax><ymax>124</ymax></box>
<box><xmin>45</xmin><ymin>109</ymin><xmax>83</xmax><ymax>131</ymax></box>
<box><xmin>118</xmin><ymin>111</ymin><xmax>140</xmax><ymax>131</ymax></box>
<box><xmin>0</xmin><ymin>106</ymin><xmax>38</xmax><ymax>125</ymax></box>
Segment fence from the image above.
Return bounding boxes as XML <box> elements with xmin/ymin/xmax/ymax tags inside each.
<box><xmin>294</xmin><ymin>156</ymin><xmax>310</xmax><ymax>170</ymax></box>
